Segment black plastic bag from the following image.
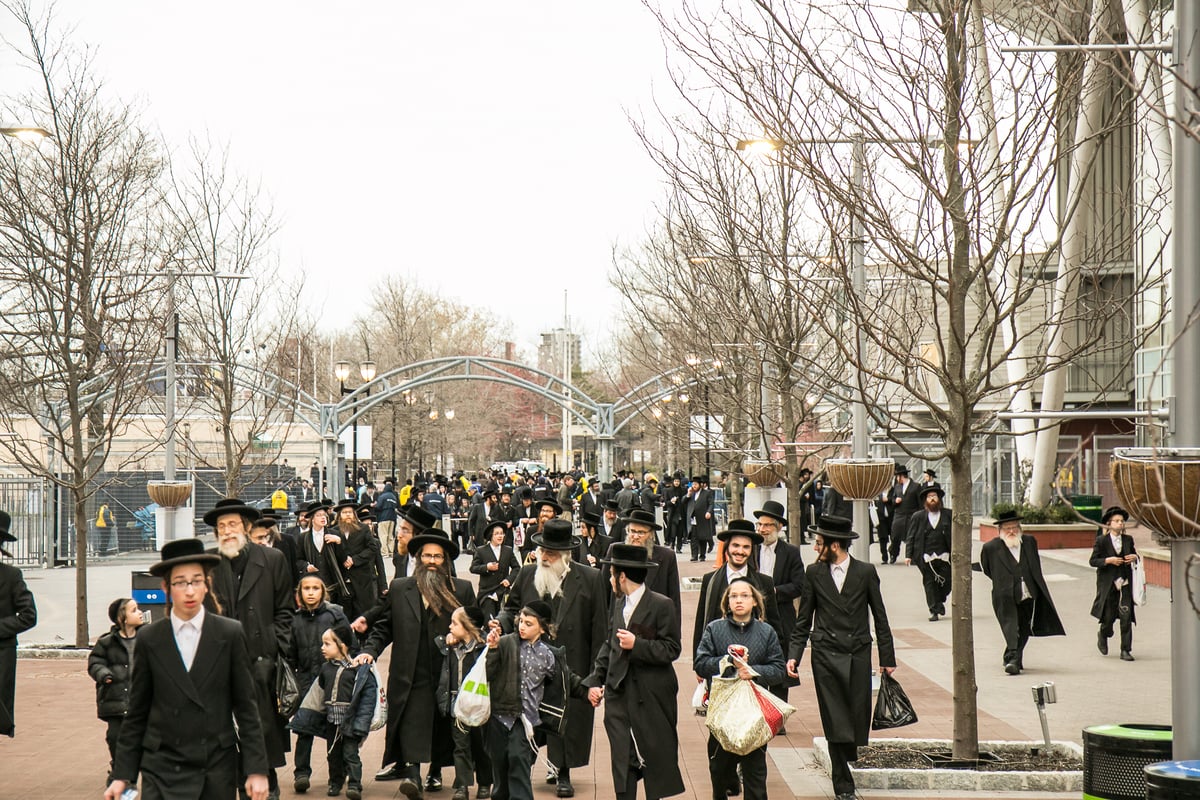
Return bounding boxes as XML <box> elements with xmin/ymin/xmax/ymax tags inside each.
<box><xmin>276</xmin><ymin>656</ymin><xmax>301</xmax><ymax>717</ymax></box>
<box><xmin>872</xmin><ymin>671</ymin><xmax>918</xmax><ymax>730</ymax></box>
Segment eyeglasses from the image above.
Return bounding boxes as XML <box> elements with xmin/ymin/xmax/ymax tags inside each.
<box><xmin>170</xmin><ymin>578</ymin><xmax>206</xmax><ymax>591</ymax></box>
<box><xmin>420</xmin><ymin>552</ymin><xmax>446</xmax><ymax>562</ymax></box>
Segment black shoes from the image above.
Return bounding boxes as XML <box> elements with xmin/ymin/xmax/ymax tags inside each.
<box><xmin>346</xmin><ymin>789</ymin><xmax>362</xmax><ymax>800</ymax></box>
<box><xmin>556</xmin><ymin>778</ymin><xmax>575</xmax><ymax>797</ymax></box>
<box><xmin>451</xmin><ymin>788</ymin><xmax>468</xmax><ymax>800</ymax></box>
<box><xmin>294</xmin><ymin>775</ymin><xmax>310</xmax><ymax>794</ymax></box>
<box><xmin>1098</xmin><ymin>631</ymin><xmax>1109</xmax><ymax>656</ymax></box>
<box><xmin>425</xmin><ymin>773</ymin><xmax>443</xmax><ymax>792</ymax></box>
<box><xmin>1004</xmin><ymin>661</ymin><xmax>1021</xmax><ymax>675</ymax></box>
<box><xmin>376</xmin><ymin>765</ymin><xmax>401</xmax><ymax>781</ymax></box>
<box><xmin>476</xmin><ymin>786</ymin><xmax>492</xmax><ymax>799</ymax></box>
<box><xmin>398</xmin><ymin>778</ymin><xmax>423</xmax><ymax>799</ymax></box>
<box><xmin>327</xmin><ymin>784</ymin><xmax>341</xmax><ymax>797</ymax></box>
<box><xmin>1121</xmin><ymin>651</ymin><xmax>1135</xmax><ymax>661</ymax></box>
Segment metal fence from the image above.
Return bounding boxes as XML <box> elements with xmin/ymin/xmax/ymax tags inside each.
<box><xmin>0</xmin><ymin>476</ymin><xmax>49</xmax><ymax>566</ymax></box>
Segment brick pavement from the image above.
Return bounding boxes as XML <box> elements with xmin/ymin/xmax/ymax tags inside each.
<box><xmin>5</xmin><ymin>534</ymin><xmax>1171</xmax><ymax>799</ymax></box>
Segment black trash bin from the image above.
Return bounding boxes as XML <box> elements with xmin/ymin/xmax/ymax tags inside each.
<box><xmin>1083</xmin><ymin>724</ymin><xmax>1172</xmax><ymax>800</ymax></box>
<box><xmin>131</xmin><ymin>571</ymin><xmax>168</xmax><ymax>624</ymax></box>
<box><xmin>1145</xmin><ymin>760</ymin><xmax>1200</xmax><ymax>799</ymax></box>
<box><xmin>1071</xmin><ymin>493</ymin><xmax>1105</xmax><ymax>524</ymax></box>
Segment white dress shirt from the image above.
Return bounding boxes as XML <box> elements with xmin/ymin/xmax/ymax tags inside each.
<box><xmin>623</xmin><ymin>583</ymin><xmax>647</xmax><ymax>626</ymax></box>
<box><xmin>830</xmin><ymin>554</ymin><xmax>852</xmax><ymax>592</ymax></box>
<box><xmin>311</xmin><ymin>526</ymin><xmax>326</xmax><ymax>553</ymax></box>
<box><xmin>725</xmin><ymin>564</ymin><xmax>748</xmax><ymax>585</ymax></box>
<box><xmin>759</xmin><ymin>541</ymin><xmax>777</xmax><ymax>577</ymax></box>
<box><xmin>171</xmin><ymin>605</ymin><xmax>205</xmax><ymax>671</ymax></box>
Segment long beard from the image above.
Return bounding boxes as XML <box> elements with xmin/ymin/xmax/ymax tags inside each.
<box><xmin>415</xmin><ymin>564</ymin><xmax>459</xmax><ymax>616</ymax></box>
<box><xmin>218</xmin><ymin>533</ymin><xmax>247</xmax><ymax>560</ymax></box>
<box><xmin>533</xmin><ymin>557</ymin><xmax>570</xmax><ymax>598</ymax></box>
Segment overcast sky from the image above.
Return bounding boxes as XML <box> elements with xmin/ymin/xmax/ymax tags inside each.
<box><xmin>13</xmin><ymin>3</ymin><xmax>679</xmax><ymax>362</ymax></box>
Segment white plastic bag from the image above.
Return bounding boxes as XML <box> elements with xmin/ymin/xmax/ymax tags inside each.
<box><xmin>691</xmin><ymin>681</ymin><xmax>708</xmax><ymax>715</ymax></box>
<box><xmin>1132</xmin><ymin>558</ymin><xmax>1148</xmax><ymax>607</ymax></box>
<box><xmin>369</xmin><ymin>665</ymin><xmax>387</xmax><ymax>731</ymax></box>
<box><xmin>454</xmin><ymin>655</ymin><xmax>491</xmax><ymax>727</ymax></box>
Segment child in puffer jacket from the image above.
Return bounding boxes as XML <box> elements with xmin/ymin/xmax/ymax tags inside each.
<box><xmin>88</xmin><ymin>597</ymin><xmax>145</xmax><ymax>784</ymax></box>
<box><xmin>436</xmin><ymin>605</ymin><xmax>493</xmax><ymax>800</ymax></box>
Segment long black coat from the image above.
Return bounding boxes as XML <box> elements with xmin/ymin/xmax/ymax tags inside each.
<box><xmin>788</xmin><ymin>558</ymin><xmax>896</xmax><ymax>746</ymax></box>
<box><xmin>340</xmin><ymin>523</ymin><xmax>381</xmax><ymax>619</ymax></box>
<box><xmin>979</xmin><ymin>535</ymin><xmax>1066</xmax><ymax>643</ymax></box>
<box><xmin>469</xmin><ymin>543</ymin><xmax>520</xmax><ymax>610</ymax></box>
<box><xmin>690</xmin><ymin>488</ymin><xmax>716</xmax><ymax>542</ymax></box>
<box><xmin>362</xmin><ymin>575</ymin><xmax>475</xmax><ymax>767</ymax></box>
<box><xmin>112</xmin><ymin>613</ymin><xmax>268</xmax><ymax>799</ymax></box>
<box><xmin>0</xmin><ymin>562</ymin><xmax>36</xmax><ymax>737</ymax></box>
<box><xmin>584</xmin><ymin>589</ymin><xmax>684</xmax><ymax>799</ymax></box>
<box><xmin>600</xmin><ymin>542</ymin><xmax>681</xmax><ymax>621</ymax></box>
<box><xmin>762</xmin><ymin>539</ymin><xmax>806</xmax><ymax>688</ymax></box>
<box><xmin>297</xmin><ymin>527</ymin><xmax>348</xmax><ymax>602</ymax></box>
<box><xmin>692</xmin><ymin>567</ymin><xmax>782</xmax><ymax>658</ymax></box>
<box><xmin>575</xmin><ymin>531</ymin><xmax>614</xmax><ymax>568</ymax></box>
<box><xmin>208</xmin><ymin>543</ymin><xmax>294</xmax><ymax>767</ymax></box>
<box><xmin>1089</xmin><ymin>532</ymin><xmax>1138</xmax><ymax>622</ymax></box>
<box><xmin>503</xmin><ymin>562</ymin><xmax>609</xmax><ymax>767</ymax></box>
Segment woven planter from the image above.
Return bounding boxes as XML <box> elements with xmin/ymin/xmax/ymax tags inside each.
<box><xmin>147</xmin><ymin>481</ymin><xmax>193</xmax><ymax>508</ymax></box>
<box><xmin>743</xmin><ymin>461</ymin><xmax>786</xmax><ymax>486</ymax></box>
<box><xmin>1111</xmin><ymin>447</ymin><xmax>1200</xmax><ymax>540</ymax></box>
<box><xmin>825</xmin><ymin>458</ymin><xmax>894</xmax><ymax>500</ymax></box>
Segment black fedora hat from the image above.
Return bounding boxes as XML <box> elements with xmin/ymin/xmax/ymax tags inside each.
<box><xmin>622</xmin><ymin>508</ymin><xmax>661</xmax><ymax>531</ymax></box>
<box><xmin>0</xmin><ymin>510</ymin><xmax>14</xmax><ymax>543</ymax></box>
<box><xmin>602</xmin><ymin>499</ymin><xmax>622</xmax><ymax>513</ymax></box>
<box><xmin>356</xmin><ymin>505</ymin><xmax>375</xmax><ymax>522</ymax></box>
<box><xmin>718</xmin><ymin>519</ymin><xmax>763</xmax><ymax>545</ymax></box>
<box><xmin>994</xmin><ymin>509</ymin><xmax>1023</xmax><ymax>525</ymax></box>
<box><xmin>399</xmin><ymin>504</ymin><xmax>440</xmax><ymax>532</ymax></box>
<box><xmin>481</xmin><ymin>519</ymin><xmax>508</xmax><ymax>540</ymax></box>
<box><xmin>331</xmin><ymin>499</ymin><xmax>361</xmax><ymax>516</ymax></box>
<box><xmin>922</xmin><ymin>468</ymin><xmax>937</xmax><ymax>479</ymax></box>
<box><xmin>530</xmin><ymin>518</ymin><xmax>581</xmax><ymax>551</ymax></box>
<box><xmin>599</xmin><ymin>543</ymin><xmax>660</xmax><ymax>570</ymax></box>
<box><xmin>149</xmin><ymin>537</ymin><xmax>221</xmax><ymax>577</ymax></box>
<box><xmin>753</xmin><ymin>500</ymin><xmax>788</xmax><ymax>527</ymax></box>
<box><xmin>808</xmin><ymin>515</ymin><xmax>858</xmax><ymax>541</ymax></box>
<box><xmin>894</xmin><ymin>463</ymin><xmax>909</xmax><ymax>476</ymax></box>
<box><xmin>407</xmin><ymin>528</ymin><xmax>460</xmax><ymax>560</ymax></box>
<box><xmin>202</xmin><ymin>498</ymin><xmax>261</xmax><ymax>527</ymax></box>
<box><xmin>580</xmin><ymin>511</ymin><xmax>602</xmax><ymax>529</ymax></box>
<box><xmin>302</xmin><ymin>499</ymin><xmax>332</xmax><ymax>517</ymax></box>
<box><xmin>1101</xmin><ymin>505</ymin><xmax>1131</xmax><ymax>525</ymax></box>
<box><xmin>533</xmin><ymin>498</ymin><xmax>563</xmax><ymax>516</ymax></box>
<box><xmin>918</xmin><ymin>483</ymin><xmax>945</xmax><ymax>501</ymax></box>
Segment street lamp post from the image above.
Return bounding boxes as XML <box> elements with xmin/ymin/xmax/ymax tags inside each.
<box><xmin>335</xmin><ymin>359</ymin><xmax>376</xmax><ymax>496</ymax></box>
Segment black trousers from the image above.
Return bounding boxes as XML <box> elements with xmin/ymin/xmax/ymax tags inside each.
<box><xmin>1002</xmin><ymin>598</ymin><xmax>1035</xmax><ymax>666</ymax></box>
<box><xmin>327</xmin><ymin>734</ymin><xmax>363</xmax><ymax>790</ymax></box>
<box><xmin>487</xmin><ymin>718</ymin><xmax>536</xmax><ymax>800</ymax></box>
<box><xmin>451</xmin><ymin>721</ymin><xmax>492</xmax><ymax>788</ymax></box>
<box><xmin>293</xmin><ymin>733</ymin><xmax>315</xmax><ymax>777</ymax></box>
<box><xmin>1099</xmin><ymin>584</ymin><xmax>1134</xmax><ymax>652</ymax></box>
<box><xmin>887</xmin><ymin>517</ymin><xmax>907</xmax><ymax>562</ymax></box>
<box><xmin>104</xmin><ymin>718</ymin><xmax>124</xmax><ymax>779</ymax></box>
<box><xmin>874</xmin><ymin>521</ymin><xmax>891</xmax><ymax>561</ymax></box>
<box><xmin>707</xmin><ymin>736</ymin><xmax>767</xmax><ymax>800</ymax></box>
<box><xmin>827</xmin><ymin>741</ymin><xmax>858</xmax><ymax>795</ymax></box>
<box><xmin>918</xmin><ymin>559</ymin><xmax>951</xmax><ymax>614</ymax></box>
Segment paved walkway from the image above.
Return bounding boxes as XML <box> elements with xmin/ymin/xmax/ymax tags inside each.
<box><xmin>4</xmin><ymin>531</ymin><xmax>1173</xmax><ymax>798</ymax></box>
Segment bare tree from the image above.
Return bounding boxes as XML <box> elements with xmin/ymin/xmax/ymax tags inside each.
<box><xmin>0</xmin><ymin>1</ymin><xmax>166</xmax><ymax>647</ymax></box>
<box><xmin>635</xmin><ymin>0</ymin><xmax>1168</xmax><ymax>758</ymax></box>
<box><xmin>166</xmin><ymin>138</ymin><xmax>302</xmax><ymax>497</ymax></box>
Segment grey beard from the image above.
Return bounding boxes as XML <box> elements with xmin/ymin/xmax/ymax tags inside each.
<box><xmin>218</xmin><ymin>534</ymin><xmax>246</xmax><ymax>560</ymax></box>
<box><xmin>534</xmin><ymin>559</ymin><xmax>570</xmax><ymax>598</ymax></box>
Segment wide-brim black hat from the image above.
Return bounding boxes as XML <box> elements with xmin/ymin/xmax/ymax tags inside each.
<box><xmin>331</xmin><ymin>499</ymin><xmax>361</xmax><ymax>516</ymax></box>
<box><xmin>622</xmin><ymin>508</ymin><xmax>661</xmax><ymax>531</ymax></box>
<box><xmin>407</xmin><ymin>529</ymin><xmax>460</xmax><ymax>560</ymax></box>
<box><xmin>530</xmin><ymin>518</ymin><xmax>581</xmax><ymax>551</ymax></box>
<box><xmin>481</xmin><ymin>519</ymin><xmax>508</xmax><ymax>539</ymax></box>
<box><xmin>399</xmin><ymin>504</ymin><xmax>439</xmax><ymax>532</ymax></box>
<box><xmin>599</xmin><ymin>543</ymin><xmax>660</xmax><ymax>570</ymax></box>
<box><xmin>753</xmin><ymin>500</ymin><xmax>787</xmax><ymax>527</ymax></box>
<box><xmin>302</xmin><ymin>499</ymin><xmax>332</xmax><ymax>517</ymax></box>
<box><xmin>580</xmin><ymin>511</ymin><xmax>602</xmax><ymax>529</ymax></box>
<box><xmin>148</xmin><ymin>537</ymin><xmax>221</xmax><ymax>577</ymax></box>
<box><xmin>918</xmin><ymin>483</ymin><xmax>945</xmax><ymax>502</ymax></box>
<box><xmin>894</xmin><ymin>464</ymin><xmax>909</xmax><ymax>476</ymax></box>
<box><xmin>533</xmin><ymin>498</ymin><xmax>563</xmax><ymax>516</ymax></box>
<box><xmin>994</xmin><ymin>509</ymin><xmax>1023</xmax><ymax>525</ymax></box>
<box><xmin>602</xmin><ymin>499</ymin><xmax>622</xmax><ymax>513</ymax></box>
<box><xmin>718</xmin><ymin>519</ymin><xmax>763</xmax><ymax>545</ymax></box>
<box><xmin>203</xmin><ymin>498</ymin><xmax>261</xmax><ymax>527</ymax></box>
<box><xmin>808</xmin><ymin>515</ymin><xmax>858</xmax><ymax>541</ymax></box>
<box><xmin>1101</xmin><ymin>505</ymin><xmax>1131</xmax><ymax>525</ymax></box>
<box><xmin>0</xmin><ymin>509</ymin><xmax>13</xmax><ymax>543</ymax></box>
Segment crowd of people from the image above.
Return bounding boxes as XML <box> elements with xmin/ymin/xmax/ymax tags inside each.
<box><xmin>0</xmin><ymin>462</ymin><xmax>1149</xmax><ymax>800</ymax></box>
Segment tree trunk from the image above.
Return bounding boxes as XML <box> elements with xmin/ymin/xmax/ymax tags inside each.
<box><xmin>74</xmin><ymin>492</ymin><xmax>90</xmax><ymax>648</ymax></box>
<box><xmin>948</xmin><ymin>447</ymin><xmax>978</xmax><ymax>759</ymax></box>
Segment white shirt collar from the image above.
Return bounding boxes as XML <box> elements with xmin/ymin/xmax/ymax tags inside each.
<box><xmin>624</xmin><ymin>583</ymin><xmax>647</xmax><ymax>611</ymax></box>
<box><xmin>170</xmin><ymin>605</ymin><xmax>205</xmax><ymax>634</ymax></box>
<box><xmin>726</xmin><ymin>564</ymin><xmax>748</xmax><ymax>582</ymax></box>
<box><xmin>831</xmin><ymin>552</ymin><xmax>852</xmax><ymax>571</ymax></box>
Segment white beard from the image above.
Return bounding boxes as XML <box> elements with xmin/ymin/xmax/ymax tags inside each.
<box><xmin>533</xmin><ymin>558</ymin><xmax>570</xmax><ymax>598</ymax></box>
<box><xmin>218</xmin><ymin>533</ymin><xmax>247</xmax><ymax>560</ymax></box>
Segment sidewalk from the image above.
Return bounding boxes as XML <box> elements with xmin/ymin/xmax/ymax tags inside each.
<box><xmin>5</xmin><ymin>533</ymin><xmax>1172</xmax><ymax>799</ymax></box>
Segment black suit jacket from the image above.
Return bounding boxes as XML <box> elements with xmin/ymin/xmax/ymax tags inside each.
<box><xmin>600</xmin><ymin>542</ymin><xmax>681</xmax><ymax>621</ymax></box>
<box><xmin>112</xmin><ymin>613</ymin><xmax>268</xmax><ymax>795</ymax></box>
<box><xmin>979</xmin><ymin>535</ymin><xmax>1066</xmax><ymax>639</ymax></box>
<box><xmin>470</xmin><ymin>544</ymin><xmax>521</xmax><ymax>600</ymax></box>
<box><xmin>905</xmin><ymin>509</ymin><xmax>952</xmax><ymax>561</ymax></box>
<box><xmin>763</xmin><ymin>539</ymin><xmax>806</xmax><ymax>638</ymax></box>
<box><xmin>1089</xmin><ymin>532</ymin><xmax>1138</xmax><ymax>621</ymax></box>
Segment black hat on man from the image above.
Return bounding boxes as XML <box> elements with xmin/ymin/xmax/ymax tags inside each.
<box><xmin>407</xmin><ymin>527</ymin><xmax>459</xmax><ymax>560</ymax></box>
<box><xmin>0</xmin><ymin>510</ymin><xmax>13</xmax><ymax>543</ymax></box>
<box><xmin>399</xmin><ymin>504</ymin><xmax>439</xmax><ymax>532</ymax></box>
<box><xmin>331</xmin><ymin>499</ymin><xmax>360</xmax><ymax>517</ymax></box>
<box><xmin>581</xmin><ymin>511</ymin><xmax>602</xmax><ymax>530</ymax></box>
<box><xmin>808</xmin><ymin>515</ymin><xmax>858</xmax><ymax>541</ymax></box>
<box><xmin>718</xmin><ymin>518</ymin><xmax>763</xmax><ymax>545</ymax></box>
<box><xmin>622</xmin><ymin>508</ymin><xmax>662</xmax><ymax>531</ymax></box>
<box><xmin>918</xmin><ymin>483</ymin><xmax>945</xmax><ymax>502</ymax></box>
<box><xmin>533</xmin><ymin>498</ymin><xmax>563</xmax><ymax>516</ymax></box>
<box><xmin>302</xmin><ymin>499</ymin><xmax>332</xmax><ymax>518</ymax></box>
<box><xmin>753</xmin><ymin>500</ymin><xmax>788</xmax><ymax>527</ymax></box>
<box><xmin>149</xmin><ymin>537</ymin><xmax>221</xmax><ymax>577</ymax></box>
<box><xmin>894</xmin><ymin>464</ymin><xmax>909</xmax><ymax>476</ymax></box>
<box><xmin>1101</xmin><ymin>505</ymin><xmax>1131</xmax><ymax>525</ymax></box>
<box><xmin>993</xmin><ymin>509</ymin><xmax>1023</xmax><ymax>525</ymax></box>
<box><xmin>481</xmin><ymin>519</ymin><xmax>508</xmax><ymax>541</ymax></box>
<box><xmin>599</xmin><ymin>543</ymin><xmax>659</xmax><ymax>570</ymax></box>
<box><xmin>530</xmin><ymin>518</ymin><xmax>581</xmax><ymax>551</ymax></box>
<box><xmin>202</xmin><ymin>498</ymin><xmax>261</xmax><ymax>527</ymax></box>
<box><xmin>602</xmin><ymin>499</ymin><xmax>622</xmax><ymax>514</ymax></box>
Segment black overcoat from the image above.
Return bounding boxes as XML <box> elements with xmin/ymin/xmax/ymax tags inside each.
<box><xmin>584</xmin><ymin>589</ymin><xmax>684</xmax><ymax>800</ymax></box>
<box><xmin>575</xmin><ymin>531</ymin><xmax>614</xmax><ymax>568</ymax></box>
<box><xmin>341</xmin><ymin>523</ymin><xmax>381</xmax><ymax>619</ymax></box>
<box><xmin>112</xmin><ymin>613</ymin><xmax>268</xmax><ymax>799</ymax></box>
<box><xmin>469</xmin><ymin>543</ymin><xmax>521</xmax><ymax>604</ymax></box>
<box><xmin>0</xmin><ymin>562</ymin><xmax>36</xmax><ymax>737</ymax></box>
<box><xmin>691</xmin><ymin>567</ymin><xmax>782</xmax><ymax>658</ymax></box>
<box><xmin>1089</xmin><ymin>532</ymin><xmax>1138</xmax><ymax>622</ymax></box>
<box><xmin>600</xmin><ymin>543</ymin><xmax>681</xmax><ymax>621</ymax></box>
<box><xmin>503</xmin><ymin>562</ymin><xmax>609</xmax><ymax>767</ymax></box>
<box><xmin>362</xmin><ymin>575</ymin><xmax>475</xmax><ymax>767</ymax></box>
<box><xmin>690</xmin><ymin>488</ymin><xmax>715</xmax><ymax>543</ymax></box>
<box><xmin>788</xmin><ymin>558</ymin><xmax>895</xmax><ymax>746</ymax></box>
<box><xmin>979</xmin><ymin>535</ymin><xmax>1066</xmax><ymax>643</ymax></box>
<box><xmin>209</xmin><ymin>543</ymin><xmax>293</xmax><ymax>767</ymax></box>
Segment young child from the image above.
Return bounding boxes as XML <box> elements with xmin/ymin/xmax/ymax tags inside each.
<box><xmin>305</xmin><ymin>623</ymin><xmax>376</xmax><ymax>800</ymax></box>
<box><xmin>694</xmin><ymin>577</ymin><xmax>787</xmax><ymax>800</ymax></box>
<box><xmin>286</xmin><ymin>574</ymin><xmax>355</xmax><ymax>794</ymax></box>
<box><xmin>484</xmin><ymin>600</ymin><xmax>584</xmax><ymax>800</ymax></box>
<box><xmin>437</xmin><ymin>606</ymin><xmax>493</xmax><ymax>800</ymax></box>
<box><xmin>88</xmin><ymin>597</ymin><xmax>145</xmax><ymax>784</ymax></box>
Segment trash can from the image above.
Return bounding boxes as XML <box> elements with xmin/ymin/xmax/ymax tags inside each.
<box><xmin>1145</xmin><ymin>761</ymin><xmax>1200</xmax><ymax>799</ymax></box>
<box><xmin>1083</xmin><ymin>724</ymin><xmax>1172</xmax><ymax>800</ymax></box>
<box><xmin>131</xmin><ymin>571</ymin><xmax>168</xmax><ymax>625</ymax></box>
<box><xmin>1072</xmin><ymin>494</ymin><xmax>1105</xmax><ymax>524</ymax></box>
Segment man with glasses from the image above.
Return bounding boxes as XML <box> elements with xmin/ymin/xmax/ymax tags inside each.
<box><xmin>106</xmin><ymin>538</ymin><xmax>269</xmax><ymax>800</ymax></box>
<box><xmin>601</xmin><ymin>509</ymin><xmax>681</xmax><ymax>622</ymax></box>
<box><xmin>752</xmin><ymin>500</ymin><xmax>806</xmax><ymax>704</ymax></box>
<box><xmin>356</xmin><ymin>528</ymin><xmax>475</xmax><ymax>798</ymax></box>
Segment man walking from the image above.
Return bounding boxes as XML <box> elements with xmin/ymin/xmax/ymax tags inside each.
<box><xmin>106</xmin><ymin>538</ymin><xmax>269</xmax><ymax>800</ymax></box>
<box><xmin>1090</xmin><ymin>505</ymin><xmax>1139</xmax><ymax>661</ymax></box>
<box><xmin>752</xmin><ymin>500</ymin><xmax>805</xmax><ymax>702</ymax></box>
<box><xmin>374</xmin><ymin>479</ymin><xmax>400</xmax><ymax>559</ymax></box>
<box><xmin>904</xmin><ymin>484</ymin><xmax>953</xmax><ymax>622</ymax></box>
<box><xmin>786</xmin><ymin>516</ymin><xmax>896</xmax><ymax>800</ymax></box>
<box><xmin>886</xmin><ymin>465</ymin><xmax>920</xmax><ymax>564</ymax></box>
<box><xmin>0</xmin><ymin>511</ymin><xmax>36</xmax><ymax>739</ymax></box>
<box><xmin>979</xmin><ymin>509</ymin><xmax>1065</xmax><ymax>675</ymax></box>
<box><xmin>693</xmin><ymin>519</ymin><xmax>782</xmax><ymax>657</ymax></box>
<box><xmin>602</xmin><ymin>509</ymin><xmax>681</xmax><ymax>622</ymax></box>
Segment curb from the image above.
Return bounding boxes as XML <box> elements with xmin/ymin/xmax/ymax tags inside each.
<box><xmin>17</xmin><ymin>646</ymin><xmax>90</xmax><ymax>659</ymax></box>
<box><xmin>812</xmin><ymin>737</ymin><xmax>1084</xmax><ymax>793</ymax></box>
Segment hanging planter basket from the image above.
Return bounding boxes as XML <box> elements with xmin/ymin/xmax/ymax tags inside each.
<box><xmin>1110</xmin><ymin>447</ymin><xmax>1200</xmax><ymax>541</ymax></box>
<box><xmin>824</xmin><ymin>458</ymin><xmax>895</xmax><ymax>500</ymax></box>
<box><xmin>742</xmin><ymin>461</ymin><xmax>786</xmax><ymax>486</ymax></box>
<box><xmin>147</xmin><ymin>480</ymin><xmax>193</xmax><ymax>508</ymax></box>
